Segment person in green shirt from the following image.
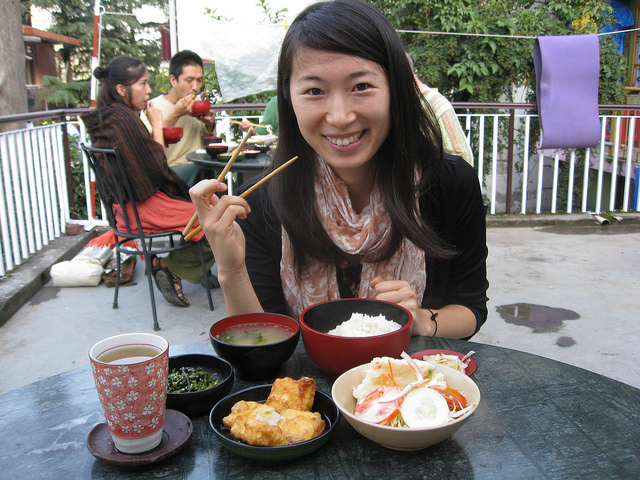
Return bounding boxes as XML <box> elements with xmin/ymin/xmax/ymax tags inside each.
<box><xmin>238</xmin><ymin>96</ymin><xmax>279</xmax><ymax>136</ymax></box>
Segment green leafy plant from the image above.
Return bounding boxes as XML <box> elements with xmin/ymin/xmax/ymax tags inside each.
<box><xmin>39</xmin><ymin>76</ymin><xmax>90</xmax><ymax>108</ymax></box>
<box><xmin>255</xmin><ymin>0</ymin><xmax>288</xmax><ymax>24</ymax></box>
<box><xmin>203</xmin><ymin>8</ymin><xmax>231</xmax><ymax>22</ymax></box>
<box><xmin>368</xmin><ymin>0</ymin><xmax>625</xmax><ymax>104</ymax></box>
<box><xmin>68</xmin><ymin>134</ymin><xmax>87</xmax><ymax>219</ymax></box>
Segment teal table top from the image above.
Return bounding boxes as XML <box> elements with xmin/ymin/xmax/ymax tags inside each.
<box><xmin>1</xmin><ymin>336</ymin><xmax>638</xmax><ymax>479</ymax></box>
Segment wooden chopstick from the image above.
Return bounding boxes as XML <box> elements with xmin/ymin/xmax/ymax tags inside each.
<box><xmin>231</xmin><ymin>120</ymin><xmax>269</xmax><ymax>129</ymax></box>
<box><xmin>183</xmin><ymin>156</ymin><xmax>298</xmax><ymax>242</ymax></box>
<box><xmin>238</xmin><ymin>156</ymin><xmax>298</xmax><ymax>199</ymax></box>
<box><xmin>182</xmin><ymin>130</ymin><xmax>253</xmax><ymax>238</ymax></box>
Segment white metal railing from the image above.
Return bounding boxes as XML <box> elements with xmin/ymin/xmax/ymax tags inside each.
<box><xmin>1</xmin><ymin>106</ymin><xmax>639</xmax><ymax>278</ymax></box>
<box><xmin>0</xmin><ymin>123</ymin><xmax>72</xmax><ymax>277</ymax></box>
<box><xmin>457</xmin><ymin>109</ymin><xmax>640</xmax><ymax>215</ymax></box>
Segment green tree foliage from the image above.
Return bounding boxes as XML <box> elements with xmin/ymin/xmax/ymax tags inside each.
<box><xmin>68</xmin><ymin>134</ymin><xmax>88</xmax><ymax>219</ymax></box>
<box><xmin>368</xmin><ymin>0</ymin><xmax>630</xmax><ymax>212</ymax></box>
<box><xmin>29</xmin><ymin>0</ymin><xmax>167</xmax><ymax>107</ymax></box>
<box><xmin>255</xmin><ymin>0</ymin><xmax>288</xmax><ymax>24</ymax></box>
<box><xmin>367</xmin><ymin>0</ymin><xmax>627</xmax><ymax>104</ymax></box>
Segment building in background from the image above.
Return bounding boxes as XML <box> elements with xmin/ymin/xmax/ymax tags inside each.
<box><xmin>22</xmin><ymin>23</ymin><xmax>80</xmax><ymax>112</ymax></box>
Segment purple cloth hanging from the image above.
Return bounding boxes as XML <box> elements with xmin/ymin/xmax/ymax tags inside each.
<box><xmin>534</xmin><ymin>34</ymin><xmax>601</xmax><ymax>149</ymax></box>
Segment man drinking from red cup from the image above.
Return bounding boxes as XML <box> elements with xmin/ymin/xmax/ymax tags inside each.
<box><xmin>142</xmin><ymin>50</ymin><xmax>216</xmax><ymax>186</ymax></box>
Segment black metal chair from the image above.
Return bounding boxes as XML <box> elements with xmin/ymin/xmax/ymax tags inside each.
<box><xmin>80</xmin><ymin>143</ymin><xmax>213</xmax><ymax>330</ymax></box>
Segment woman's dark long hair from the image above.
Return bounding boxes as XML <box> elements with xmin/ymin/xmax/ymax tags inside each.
<box><xmin>268</xmin><ymin>0</ymin><xmax>451</xmax><ymax>273</ymax></box>
<box><xmin>94</xmin><ymin>55</ymin><xmax>147</xmax><ymax>109</ymax></box>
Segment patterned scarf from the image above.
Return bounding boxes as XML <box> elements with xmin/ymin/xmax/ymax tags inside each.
<box><xmin>281</xmin><ymin>158</ymin><xmax>426</xmax><ymax>317</ymax></box>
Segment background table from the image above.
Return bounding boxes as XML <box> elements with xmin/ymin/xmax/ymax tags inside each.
<box><xmin>187</xmin><ymin>151</ymin><xmax>271</xmax><ymax>191</ymax></box>
<box><xmin>1</xmin><ymin>336</ymin><xmax>638</xmax><ymax>479</ymax></box>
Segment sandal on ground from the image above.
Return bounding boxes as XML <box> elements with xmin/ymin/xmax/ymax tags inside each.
<box><xmin>150</xmin><ymin>255</ymin><xmax>162</xmax><ymax>275</ymax></box>
<box><xmin>149</xmin><ymin>255</ymin><xmax>164</xmax><ymax>291</ymax></box>
<box><xmin>149</xmin><ymin>255</ymin><xmax>163</xmax><ymax>280</ymax></box>
<box><xmin>154</xmin><ymin>267</ymin><xmax>189</xmax><ymax>307</ymax></box>
<box><xmin>200</xmin><ymin>272</ymin><xmax>220</xmax><ymax>289</ymax></box>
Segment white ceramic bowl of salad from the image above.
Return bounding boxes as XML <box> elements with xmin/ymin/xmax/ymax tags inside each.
<box><xmin>331</xmin><ymin>357</ymin><xmax>481</xmax><ymax>450</ymax></box>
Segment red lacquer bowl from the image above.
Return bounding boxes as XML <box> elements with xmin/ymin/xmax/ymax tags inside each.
<box><xmin>163</xmin><ymin>127</ymin><xmax>183</xmax><ymax>145</ymax></box>
<box><xmin>300</xmin><ymin>298</ymin><xmax>413</xmax><ymax>378</ymax></box>
<box><xmin>203</xmin><ymin>136</ymin><xmax>223</xmax><ymax>145</ymax></box>
<box><xmin>191</xmin><ymin>100</ymin><xmax>211</xmax><ymax>117</ymax></box>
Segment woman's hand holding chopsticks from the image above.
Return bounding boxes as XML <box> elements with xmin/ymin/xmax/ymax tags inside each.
<box><xmin>189</xmin><ymin>179</ymin><xmax>251</xmax><ymax>276</ymax></box>
<box><xmin>187</xmin><ymin>152</ymin><xmax>297</xmax><ymax>313</ymax></box>
<box><xmin>184</xmin><ymin>156</ymin><xmax>298</xmax><ymax>241</ymax></box>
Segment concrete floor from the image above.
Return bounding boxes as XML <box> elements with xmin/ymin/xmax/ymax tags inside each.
<box><xmin>0</xmin><ymin>223</ymin><xmax>639</xmax><ymax>395</ymax></box>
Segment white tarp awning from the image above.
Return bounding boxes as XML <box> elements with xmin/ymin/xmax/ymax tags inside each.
<box><xmin>176</xmin><ymin>1</ymin><xmax>298</xmax><ymax>101</ymax></box>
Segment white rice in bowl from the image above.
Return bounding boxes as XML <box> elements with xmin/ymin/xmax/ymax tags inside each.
<box><xmin>327</xmin><ymin>312</ymin><xmax>402</xmax><ymax>337</ymax></box>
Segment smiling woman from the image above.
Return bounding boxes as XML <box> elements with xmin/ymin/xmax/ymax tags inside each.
<box><xmin>189</xmin><ymin>0</ymin><xmax>489</xmax><ymax>341</ymax></box>
<box><xmin>289</xmin><ymin>48</ymin><xmax>391</xmax><ymax>199</ymax></box>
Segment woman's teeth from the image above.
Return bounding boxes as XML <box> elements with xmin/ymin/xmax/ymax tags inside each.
<box><xmin>327</xmin><ymin>131</ymin><xmax>364</xmax><ymax>146</ymax></box>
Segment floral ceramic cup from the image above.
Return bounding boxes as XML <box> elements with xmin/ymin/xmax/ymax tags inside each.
<box><xmin>89</xmin><ymin>333</ymin><xmax>169</xmax><ymax>454</ymax></box>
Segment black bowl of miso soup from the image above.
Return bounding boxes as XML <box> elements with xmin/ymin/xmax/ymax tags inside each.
<box><xmin>209</xmin><ymin>313</ymin><xmax>300</xmax><ymax>380</ymax></box>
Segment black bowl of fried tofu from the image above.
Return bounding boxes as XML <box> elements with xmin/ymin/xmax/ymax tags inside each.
<box><xmin>209</xmin><ymin>377</ymin><xmax>340</xmax><ymax>461</ymax></box>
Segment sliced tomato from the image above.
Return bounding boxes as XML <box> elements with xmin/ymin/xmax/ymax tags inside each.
<box><xmin>428</xmin><ymin>385</ymin><xmax>468</xmax><ymax>411</ymax></box>
<box><xmin>354</xmin><ymin>388</ymin><xmax>402</xmax><ymax>425</ymax></box>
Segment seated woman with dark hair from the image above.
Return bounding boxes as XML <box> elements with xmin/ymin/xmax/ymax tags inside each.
<box><xmin>81</xmin><ymin>55</ymin><xmax>215</xmax><ymax>307</ymax></box>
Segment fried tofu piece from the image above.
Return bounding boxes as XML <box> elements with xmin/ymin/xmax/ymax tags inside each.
<box><xmin>278</xmin><ymin>409</ymin><xmax>326</xmax><ymax>444</ymax></box>
<box><xmin>222</xmin><ymin>400</ymin><xmax>262</xmax><ymax>428</ymax></box>
<box><xmin>266</xmin><ymin>377</ymin><xmax>317</xmax><ymax>412</ymax></box>
<box><xmin>230</xmin><ymin>411</ymin><xmax>288</xmax><ymax>446</ymax></box>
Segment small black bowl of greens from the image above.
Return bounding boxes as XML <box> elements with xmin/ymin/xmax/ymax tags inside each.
<box><xmin>166</xmin><ymin>354</ymin><xmax>234</xmax><ymax>417</ymax></box>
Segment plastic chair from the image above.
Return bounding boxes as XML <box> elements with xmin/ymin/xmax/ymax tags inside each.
<box><xmin>80</xmin><ymin>143</ymin><xmax>213</xmax><ymax>330</ymax></box>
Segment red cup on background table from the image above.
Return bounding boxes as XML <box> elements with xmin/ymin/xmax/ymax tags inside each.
<box><xmin>89</xmin><ymin>333</ymin><xmax>169</xmax><ymax>454</ymax></box>
<box><xmin>190</xmin><ymin>100</ymin><xmax>211</xmax><ymax>117</ymax></box>
<box><xmin>163</xmin><ymin>127</ymin><xmax>183</xmax><ymax>146</ymax></box>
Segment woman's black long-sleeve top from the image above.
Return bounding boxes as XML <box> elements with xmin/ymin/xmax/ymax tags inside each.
<box><xmin>237</xmin><ymin>155</ymin><xmax>489</xmax><ymax>338</ymax></box>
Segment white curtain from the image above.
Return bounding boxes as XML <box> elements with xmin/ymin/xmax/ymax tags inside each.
<box><xmin>177</xmin><ymin>13</ymin><xmax>285</xmax><ymax>101</ymax></box>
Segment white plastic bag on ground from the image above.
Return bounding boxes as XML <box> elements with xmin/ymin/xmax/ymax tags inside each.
<box><xmin>50</xmin><ymin>244</ymin><xmax>113</xmax><ymax>287</ymax></box>
<box><xmin>51</xmin><ymin>260</ymin><xmax>104</xmax><ymax>287</ymax></box>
